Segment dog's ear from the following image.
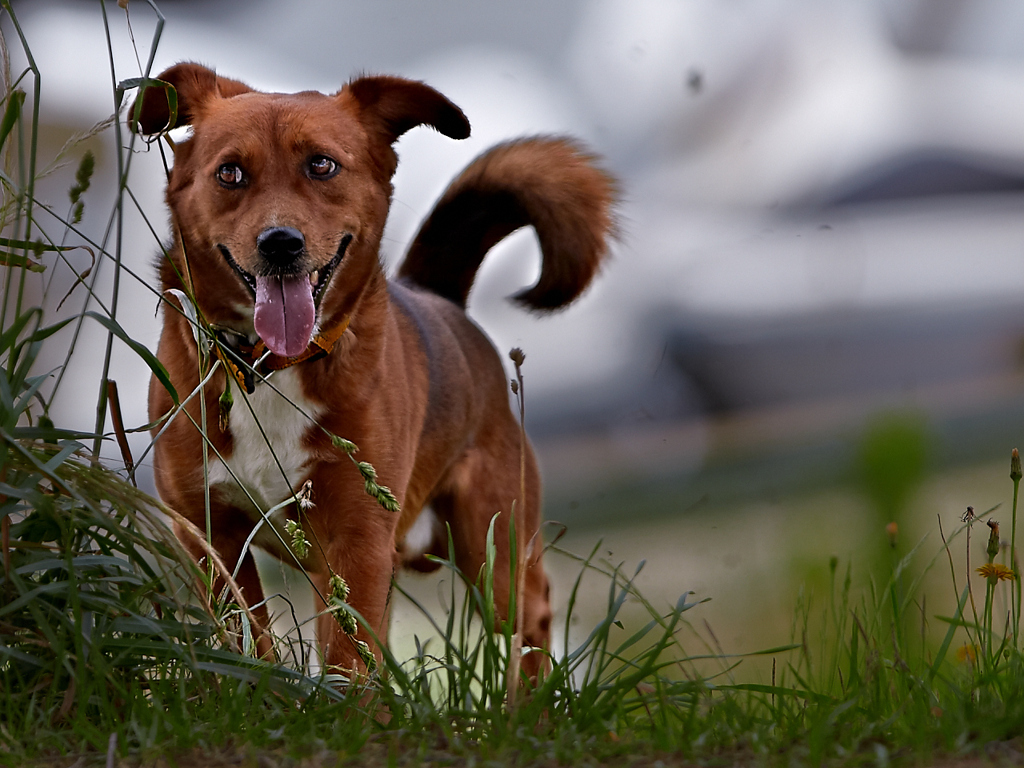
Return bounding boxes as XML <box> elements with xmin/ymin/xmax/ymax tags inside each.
<box><xmin>130</xmin><ymin>62</ymin><xmax>252</xmax><ymax>136</ymax></box>
<box><xmin>345</xmin><ymin>76</ymin><xmax>470</xmax><ymax>144</ymax></box>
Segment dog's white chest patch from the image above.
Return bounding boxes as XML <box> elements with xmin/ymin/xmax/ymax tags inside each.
<box><xmin>209</xmin><ymin>367</ymin><xmax>324</xmax><ymax>515</ymax></box>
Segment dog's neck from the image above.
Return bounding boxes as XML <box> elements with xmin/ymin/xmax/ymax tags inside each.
<box><xmin>212</xmin><ymin>312</ymin><xmax>352</xmax><ymax>395</ymax></box>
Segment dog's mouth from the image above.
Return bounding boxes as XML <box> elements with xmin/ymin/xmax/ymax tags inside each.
<box><xmin>217</xmin><ymin>234</ymin><xmax>353</xmax><ymax>358</ymax></box>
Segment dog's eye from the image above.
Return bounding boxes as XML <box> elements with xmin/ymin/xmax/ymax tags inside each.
<box><xmin>308</xmin><ymin>155</ymin><xmax>338</xmax><ymax>179</ymax></box>
<box><xmin>216</xmin><ymin>163</ymin><xmax>245</xmax><ymax>188</ymax></box>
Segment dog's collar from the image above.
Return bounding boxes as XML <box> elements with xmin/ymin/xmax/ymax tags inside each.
<box><xmin>212</xmin><ymin>314</ymin><xmax>351</xmax><ymax>395</ymax></box>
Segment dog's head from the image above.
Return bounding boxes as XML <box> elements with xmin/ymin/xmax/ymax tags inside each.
<box><xmin>132</xmin><ymin>63</ymin><xmax>470</xmax><ymax>358</ymax></box>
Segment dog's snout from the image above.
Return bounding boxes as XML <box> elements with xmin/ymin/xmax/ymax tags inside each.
<box><xmin>257</xmin><ymin>226</ymin><xmax>306</xmax><ymax>266</ymax></box>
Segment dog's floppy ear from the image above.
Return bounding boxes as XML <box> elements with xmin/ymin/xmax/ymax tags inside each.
<box><xmin>130</xmin><ymin>62</ymin><xmax>252</xmax><ymax>135</ymax></box>
<box><xmin>345</xmin><ymin>76</ymin><xmax>470</xmax><ymax>144</ymax></box>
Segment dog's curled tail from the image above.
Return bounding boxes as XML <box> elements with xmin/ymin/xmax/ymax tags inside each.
<box><xmin>398</xmin><ymin>137</ymin><xmax>616</xmax><ymax>311</ymax></box>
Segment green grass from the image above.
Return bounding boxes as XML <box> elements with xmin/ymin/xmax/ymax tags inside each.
<box><xmin>2</xmin><ymin>2</ymin><xmax>1024</xmax><ymax>765</ymax></box>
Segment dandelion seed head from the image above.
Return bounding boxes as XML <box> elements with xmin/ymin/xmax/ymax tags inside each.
<box><xmin>296</xmin><ymin>479</ymin><xmax>315</xmax><ymax>511</ymax></box>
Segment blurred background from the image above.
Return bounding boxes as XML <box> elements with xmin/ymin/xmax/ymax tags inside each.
<box><xmin>9</xmin><ymin>0</ymin><xmax>1024</xmax><ymax>664</ymax></box>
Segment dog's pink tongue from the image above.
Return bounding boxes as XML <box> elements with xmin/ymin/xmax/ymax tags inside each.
<box><xmin>254</xmin><ymin>275</ymin><xmax>315</xmax><ymax>358</ymax></box>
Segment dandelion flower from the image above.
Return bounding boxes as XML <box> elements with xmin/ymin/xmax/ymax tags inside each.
<box><xmin>976</xmin><ymin>563</ymin><xmax>1015</xmax><ymax>582</ymax></box>
<box><xmin>956</xmin><ymin>644</ymin><xmax>979</xmax><ymax>664</ymax></box>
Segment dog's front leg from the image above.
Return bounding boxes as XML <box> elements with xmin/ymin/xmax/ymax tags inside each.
<box><xmin>304</xmin><ymin>471</ymin><xmax>400</xmax><ymax>677</ymax></box>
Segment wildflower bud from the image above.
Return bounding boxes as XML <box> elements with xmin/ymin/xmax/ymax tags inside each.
<box><xmin>509</xmin><ymin>347</ymin><xmax>525</xmax><ymax>367</ymax></box>
<box><xmin>987</xmin><ymin>519</ymin><xmax>1001</xmax><ymax>561</ymax></box>
<box><xmin>1012</xmin><ymin>448</ymin><xmax>1022</xmax><ymax>482</ymax></box>
<box><xmin>886</xmin><ymin>521</ymin><xmax>898</xmax><ymax>548</ymax></box>
<box><xmin>510</xmin><ymin>379</ymin><xmax>519</xmax><ymax>395</ymax></box>
<box><xmin>218</xmin><ymin>386</ymin><xmax>233</xmax><ymax>432</ymax></box>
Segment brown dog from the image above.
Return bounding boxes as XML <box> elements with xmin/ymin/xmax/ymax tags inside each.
<box><xmin>133</xmin><ymin>63</ymin><xmax>615</xmax><ymax>678</ymax></box>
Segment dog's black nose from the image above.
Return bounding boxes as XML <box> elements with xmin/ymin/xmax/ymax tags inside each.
<box><xmin>257</xmin><ymin>226</ymin><xmax>306</xmax><ymax>266</ymax></box>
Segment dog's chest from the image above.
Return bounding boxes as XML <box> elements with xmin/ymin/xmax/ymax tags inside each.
<box><xmin>209</xmin><ymin>367</ymin><xmax>324</xmax><ymax>513</ymax></box>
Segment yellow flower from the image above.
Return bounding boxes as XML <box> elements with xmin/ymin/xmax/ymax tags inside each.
<box><xmin>976</xmin><ymin>563</ymin><xmax>1015</xmax><ymax>582</ymax></box>
<box><xmin>957</xmin><ymin>644</ymin><xmax>979</xmax><ymax>664</ymax></box>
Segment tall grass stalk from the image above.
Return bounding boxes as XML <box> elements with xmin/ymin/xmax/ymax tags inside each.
<box><xmin>1010</xmin><ymin>448</ymin><xmax>1021</xmax><ymax>647</ymax></box>
<box><xmin>0</xmin><ymin>1</ymin><xmax>340</xmax><ymax>758</ymax></box>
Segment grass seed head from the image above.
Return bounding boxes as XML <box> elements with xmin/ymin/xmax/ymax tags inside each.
<box><xmin>354</xmin><ymin>639</ymin><xmax>377</xmax><ymax>673</ymax></box>
<box><xmin>68</xmin><ymin>150</ymin><xmax>94</xmax><ymax>206</ymax></box>
<box><xmin>374</xmin><ymin>485</ymin><xmax>400</xmax><ymax>513</ymax></box>
<box><xmin>1012</xmin><ymin>448</ymin><xmax>1022</xmax><ymax>481</ymax></box>
<box><xmin>284</xmin><ymin>519</ymin><xmax>309</xmax><ymax>559</ymax></box>
<box><xmin>328</xmin><ymin>573</ymin><xmax>349</xmax><ymax>603</ymax></box>
<box><xmin>339</xmin><ymin>611</ymin><xmax>358</xmax><ymax>636</ymax></box>
<box><xmin>331</xmin><ymin>434</ymin><xmax>357</xmax><ymax>455</ymax></box>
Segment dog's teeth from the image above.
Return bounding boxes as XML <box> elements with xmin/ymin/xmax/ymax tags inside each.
<box><xmin>310</xmin><ymin>270</ymin><xmax>319</xmax><ymax>286</ymax></box>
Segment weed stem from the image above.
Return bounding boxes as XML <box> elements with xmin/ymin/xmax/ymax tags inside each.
<box><xmin>1011</xmin><ymin>448</ymin><xmax>1021</xmax><ymax>648</ymax></box>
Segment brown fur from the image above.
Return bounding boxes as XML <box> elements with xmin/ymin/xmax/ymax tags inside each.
<box><xmin>134</xmin><ymin>62</ymin><xmax>615</xmax><ymax>678</ymax></box>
